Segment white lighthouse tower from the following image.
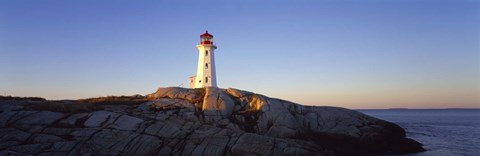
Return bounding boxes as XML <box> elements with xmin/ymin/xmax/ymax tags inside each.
<box><xmin>189</xmin><ymin>31</ymin><xmax>217</xmax><ymax>88</ymax></box>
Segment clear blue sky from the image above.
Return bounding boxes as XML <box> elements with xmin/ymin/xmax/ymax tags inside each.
<box><xmin>1</xmin><ymin>0</ymin><xmax>479</xmax><ymax>109</ymax></box>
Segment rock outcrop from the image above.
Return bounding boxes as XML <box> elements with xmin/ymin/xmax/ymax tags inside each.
<box><xmin>0</xmin><ymin>87</ymin><xmax>424</xmax><ymax>156</ymax></box>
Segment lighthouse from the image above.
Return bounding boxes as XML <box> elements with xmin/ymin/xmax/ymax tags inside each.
<box><xmin>189</xmin><ymin>31</ymin><xmax>217</xmax><ymax>88</ymax></box>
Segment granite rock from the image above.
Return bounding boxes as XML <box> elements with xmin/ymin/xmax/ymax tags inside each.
<box><xmin>0</xmin><ymin>87</ymin><xmax>425</xmax><ymax>155</ymax></box>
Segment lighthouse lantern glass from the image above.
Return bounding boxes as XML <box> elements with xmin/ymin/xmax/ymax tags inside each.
<box><xmin>201</xmin><ymin>36</ymin><xmax>212</xmax><ymax>44</ymax></box>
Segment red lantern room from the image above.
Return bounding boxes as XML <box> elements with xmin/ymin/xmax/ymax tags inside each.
<box><xmin>200</xmin><ymin>30</ymin><xmax>214</xmax><ymax>45</ymax></box>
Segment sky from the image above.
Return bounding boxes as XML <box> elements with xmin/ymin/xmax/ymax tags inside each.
<box><xmin>1</xmin><ymin>0</ymin><xmax>479</xmax><ymax>109</ymax></box>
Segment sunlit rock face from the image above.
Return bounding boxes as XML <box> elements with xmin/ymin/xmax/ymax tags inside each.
<box><xmin>0</xmin><ymin>87</ymin><xmax>424</xmax><ymax>155</ymax></box>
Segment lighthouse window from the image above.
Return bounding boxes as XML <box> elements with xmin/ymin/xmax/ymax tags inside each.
<box><xmin>205</xmin><ymin>63</ymin><xmax>208</xmax><ymax>69</ymax></box>
<box><xmin>206</xmin><ymin>77</ymin><xmax>208</xmax><ymax>83</ymax></box>
<box><xmin>199</xmin><ymin>80</ymin><xmax>201</xmax><ymax>83</ymax></box>
<box><xmin>205</xmin><ymin>50</ymin><xmax>209</xmax><ymax>56</ymax></box>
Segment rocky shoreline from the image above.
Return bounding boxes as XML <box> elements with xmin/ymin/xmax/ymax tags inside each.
<box><xmin>0</xmin><ymin>87</ymin><xmax>425</xmax><ymax>155</ymax></box>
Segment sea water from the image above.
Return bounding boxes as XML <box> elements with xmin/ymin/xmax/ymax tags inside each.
<box><xmin>359</xmin><ymin>109</ymin><xmax>480</xmax><ymax>156</ymax></box>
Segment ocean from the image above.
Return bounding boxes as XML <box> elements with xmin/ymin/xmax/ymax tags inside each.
<box><xmin>359</xmin><ymin>109</ymin><xmax>480</xmax><ymax>156</ymax></box>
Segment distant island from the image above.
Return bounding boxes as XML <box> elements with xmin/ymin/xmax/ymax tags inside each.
<box><xmin>0</xmin><ymin>87</ymin><xmax>425</xmax><ymax>155</ymax></box>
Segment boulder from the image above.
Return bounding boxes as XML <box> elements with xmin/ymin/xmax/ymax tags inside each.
<box><xmin>201</xmin><ymin>87</ymin><xmax>235</xmax><ymax>122</ymax></box>
<box><xmin>108</xmin><ymin>115</ymin><xmax>143</xmax><ymax>131</ymax></box>
<box><xmin>147</xmin><ymin>87</ymin><xmax>203</xmax><ymax>102</ymax></box>
<box><xmin>84</xmin><ymin>111</ymin><xmax>119</xmax><ymax>128</ymax></box>
<box><xmin>57</xmin><ymin>113</ymin><xmax>88</xmax><ymax>127</ymax></box>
